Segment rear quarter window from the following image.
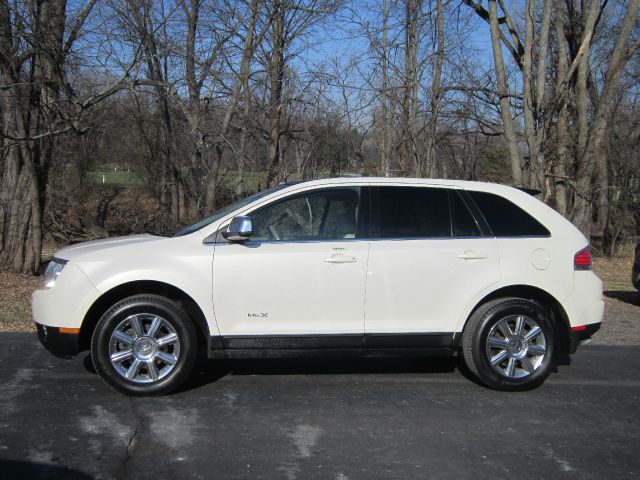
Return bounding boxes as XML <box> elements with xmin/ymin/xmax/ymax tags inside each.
<box><xmin>467</xmin><ymin>191</ymin><xmax>550</xmax><ymax>237</ymax></box>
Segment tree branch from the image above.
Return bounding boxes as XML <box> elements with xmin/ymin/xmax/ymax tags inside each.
<box><xmin>63</xmin><ymin>0</ymin><xmax>98</xmax><ymax>54</ymax></box>
<box><xmin>462</xmin><ymin>0</ymin><xmax>523</xmax><ymax>67</ymax></box>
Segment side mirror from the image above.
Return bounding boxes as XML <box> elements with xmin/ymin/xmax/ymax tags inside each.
<box><xmin>222</xmin><ymin>216</ymin><xmax>253</xmax><ymax>242</ymax></box>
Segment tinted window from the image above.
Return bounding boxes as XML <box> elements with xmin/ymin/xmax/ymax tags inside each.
<box><xmin>250</xmin><ymin>188</ymin><xmax>361</xmax><ymax>242</ymax></box>
<box><xmin>467</xmin><ymin>191</ymin><xmax>550</xmax><ymax>237</ymax></box>
<box><xmin>376</xmin><ymin>187</ymin><xmax>450</xmax><ymax>238</ymax></box>
<box><xmin>452</xmin><ymin>192</ymin><xmax>481</xmax><ymax>237</ymax></box>
<box><xmin>174</xmin><ymin>184</ymin><xmax>288</xmax><ymax>237</ymax></box>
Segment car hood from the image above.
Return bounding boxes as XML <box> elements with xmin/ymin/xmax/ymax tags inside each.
<box><xmin>55</xmin><ymin>234</ymin><xmax>163</xmax><ymax>261</ymax></box>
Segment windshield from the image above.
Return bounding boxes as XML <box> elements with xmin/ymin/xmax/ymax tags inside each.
<box><xmin>173</xmin><ymin>185</ymin><xmax>289</xmax><ymax>237</ymax></box>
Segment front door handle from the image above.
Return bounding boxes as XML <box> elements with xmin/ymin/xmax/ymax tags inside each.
<box><xmin>324</xmin><ymin>254</ymin><xmax>357</xmax><ymax>264</ymax></box>
<box><xmin>458</xmin><ymin>250</ymin><xmax>488</xmax><ymax>260</ymax></box>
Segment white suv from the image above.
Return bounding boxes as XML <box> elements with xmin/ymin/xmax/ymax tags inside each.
<box><xmin>33</xmin><ymin>178</ymin><xmax>604</xmax><ymax>395</ymax></box>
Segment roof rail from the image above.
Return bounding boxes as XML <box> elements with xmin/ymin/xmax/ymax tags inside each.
<box><xmin>278</xmin><ymin>180</ymin><xmax>303</xmax><ymax>186</ymax></box>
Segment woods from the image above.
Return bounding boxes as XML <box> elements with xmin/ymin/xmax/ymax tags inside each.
<box><xmin>1</xmin><ymin>0</ymin><xmax>639</xmax><ymax>273</ymax></box>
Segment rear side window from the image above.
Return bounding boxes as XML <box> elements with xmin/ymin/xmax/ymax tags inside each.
<box><xmin>375</xmin><ymin>187</ymin><xmax>451</xmax><ymax>238</ymax></box>
<box><xmin>467</xmin><ymin>191</ymin><xmax>550</xmax><ymax>237</ymax></box>
<box><xmin>451</xmin><ymin>192</ymin><xmax>481</xmax><ymax>237</ymax></box>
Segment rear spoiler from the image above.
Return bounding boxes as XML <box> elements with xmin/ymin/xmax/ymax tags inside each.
<box><xmin>516</xmin><ymin>187</ymin><xmax>542</xmax><ymax>196</ymax></box>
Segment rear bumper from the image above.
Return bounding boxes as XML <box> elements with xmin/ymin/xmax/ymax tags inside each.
<box><xmin>568</xmin><ymin>322</ymin><xmax>601</xmax><ymax>354</ymax></box>
<box><xmin>562</xmin><ymin>270</ymin><xmax>605</xmax><ymax>329</ymax></box>
<box><xmin>36</xmin><ymin>323</ymin><xmax>79</xmax><ymax>359</ymax></box>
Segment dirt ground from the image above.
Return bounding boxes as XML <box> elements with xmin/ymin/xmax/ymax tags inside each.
<box><xmin>592</xmin><ymin>253</ymin><xmax>640</xmax><ymax>345</ymax></box>
<box><xmin>0</xmin><ymin>272</ymin><xmax>40</xmax><ymax>333</ymax></box>
<box><xmin>1</xmin><ymin>252</ymin><xmax>638</xmax><ymax>344</ymax></box>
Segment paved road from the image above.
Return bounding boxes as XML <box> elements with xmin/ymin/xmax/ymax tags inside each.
<box><xmin>0</xmin><ymin>333</ymin><xmax>638</xmax><ymax>480</ymax></box>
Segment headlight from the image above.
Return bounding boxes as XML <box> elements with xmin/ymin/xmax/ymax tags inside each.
<box><xmin>44</xmin><ymin>258</ymin><xmax>67</xmax><ymax>289</ymax></box>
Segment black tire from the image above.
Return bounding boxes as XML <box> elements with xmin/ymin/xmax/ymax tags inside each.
<box><xmin>462</xmin><ymin>297</ymin><xmax>557</xmax><ymax>391</ymax></box>
<box><xmin>91</xmin><ymin>294</ymin><xmax>198</xmax><ymax>396</ymax></box>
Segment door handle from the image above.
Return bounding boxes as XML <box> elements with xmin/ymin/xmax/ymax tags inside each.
<box><xmin>458</xmin><ymin>251</ymin><xmax>488</xmax><ymax>260</ymax></box>
<box><xmin>324</xmin><ymin>254</ymin><xmax>357</xmax><ymax>264</ymax></box>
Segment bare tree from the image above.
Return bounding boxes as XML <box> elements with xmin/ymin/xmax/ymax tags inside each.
<box><xmin>206</xmin><ymin>0</ymin><xmax>269</xmax><ymax>210</ymax></box>
<box><xmin>482</xmin><ymin>0</ymin><xmax>523</xmax><ymax>185</ymax></box>
<box><xmin>571</xmin><ymin>0</ymin><xmax>640</xmax><ymax>235</ymax></box>
<box><xmin>262</xmin><ymin>0</ymin><xmax>343</xmax><ymax>186</ymax></box>
<box><xmin>422</xmin><ymin>0</ymin><xmax>445</xmax><ymax>178</ymax></box>
<box><xmin>464</xmin><ymin>0</ymin><xmax>639</xmax><ymax>237</ymax></box>
<box><xmin>398</xmin><ymin>0</ymin><xmax>421</xmax><ymax>173</ymax></box>
<box><xmin>124</xmin><ymin>0</ymin><xmax>187</xmax><ymax>221</ymax></box>
<box><xmin>381</xmin><ymin>0</ymin><xmax>392</xmax><ymax>176</ymax></box>
<box><xmin>0</xmin><ymin>0</ymin><xmax>150</xmax><ymax>272</ymax></box>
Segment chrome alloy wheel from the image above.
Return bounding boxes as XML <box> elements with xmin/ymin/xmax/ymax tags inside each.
<box><xmin>108</xmin><ymin>314</ymin><xmax>181</xmax><ymax>384</ymax></box>
<box><xmin>485</xmin><ymin>315</ymin><xmax>547</xmax><ymax>379</ymax></box>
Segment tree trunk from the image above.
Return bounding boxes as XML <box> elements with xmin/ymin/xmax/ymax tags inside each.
<box><xmin>593</xmin><ymin>151</ymin><xmax>609</xmax><ymax>238</ymax></box>
<box><xmin>0</xmin><ymin>0</ymin><xmax>67</xmax><ymax>273</ymax></box>
<box><xmin>522</xmin><ymin>0</ymin><xmax>552</xmax><ymax>191</ymax></box>
<box><xmin>380</xmin><ymin>0</ymin><xmax>391</xmax><ymax>177</ymax></box>
<box><xmin>265</xmin><ymin>1</ymin><xmax>286</xmax><ymax>187</ymax></box>
<box><xmin>236</xmin><ymin>0</ymin><xmax>266</xmax><ymax>198</ymax></box>
<box><xmin>0</xmin><ymin>142</ymin><xmax>41</xmax><ymax>272</ymax></box>
<box><xmin>424</xmin><ymin>0</ymin><xmax>444</xmax><ymax>178</ymax></box>
<box><xmin>488</xmin><ymin>0</ymin><xmax>523</xmax><ymax>185</ymax></box>
<box><xmin>236</xmin><ymin>87</ymin><xmax>251</xmax><ymax>199</ymax></box>
<box><xmin>400</xmin><ymin>0</ymin><xmax>419</xmax><ymax>174</ymax></box>
<box><xmin>236</xmin><ymin>69</ymin><xmax>255</xmax><ymax>198</ymax></box>
<box><xmin>553</xmin><ymin>0</ymin><xmax>569</xmax><ymax>215</ymax></box>
<box><xmin>533</xmin><ymin>0</ymin><xmax>552</xmax><ymax>188</ymax></box>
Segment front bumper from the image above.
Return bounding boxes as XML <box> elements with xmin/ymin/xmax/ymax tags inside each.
<box><xmin>32</xmin><ymin>263</ymin><xmax>99</xmax><ymax>330</ymax></box>
<box><xmin>568</xmin><ymin>322</ymin><xmax>601</xmax><ymax>354</ymax></box>
<box><xmin>36</xmin><ymin>323</ymin><xmax>80</xmax><ymax>358</ymax></box>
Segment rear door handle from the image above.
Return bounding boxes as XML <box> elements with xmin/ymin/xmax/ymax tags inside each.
<box><xmin>324</xmin><ymin>254</ymin><xmax>357</xmax><ymax>264</ymax></box>
<box><xmin>458</xmin><ymin>250</ymin><xmax>488</xmax><ymax>260</ymax></box>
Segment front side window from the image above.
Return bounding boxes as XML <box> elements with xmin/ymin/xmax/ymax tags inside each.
<box><xmin>174</xmin><ymin>185</ymin><xmax>288</xmax><ymax>237</ymax></box>
<box><xmin>250</xmin><ymin>188</ymin><xmax>361</xmax><ymax>242</ymax></box>
<box><xmin>373</xmin><ymin>186</ymin><xmax>451</xmax><ymax>238</ymax></box>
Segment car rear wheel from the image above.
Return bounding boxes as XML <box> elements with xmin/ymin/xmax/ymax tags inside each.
<box><xmin>462</xmin><ymin>297</ymin><xmax>556</xmax><ymax>391</ymax></box>
<box><xmin>91</xmin><ymin>294</ymin><xmax>197</xmax><ymax>396</ymax></box>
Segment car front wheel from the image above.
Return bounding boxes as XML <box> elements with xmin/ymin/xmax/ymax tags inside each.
<box><xmin>91</xmin><ymin>294</ymin><xmax>198</xmax><ymax>396</ymax></box>
<box><xmin>462</xmin><ymin>297</ymin><xmax>557</xmax><ymax>391</ymax></box>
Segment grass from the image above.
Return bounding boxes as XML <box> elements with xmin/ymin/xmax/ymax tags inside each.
<box><xmin>92</xmin><ymin>170</ymin><xmax>144</xmax><ymax>186</ymax></box>
<box><xmin>218</xmin><ymin>171</ymin><xmax>268</xmax><ymax>193</ymax></box>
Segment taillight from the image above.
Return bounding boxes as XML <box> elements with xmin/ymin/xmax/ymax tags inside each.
<box><xmin>574</xmin><ymin>246</ymin><xmax>592</xmax><ymax>270</ymax></box>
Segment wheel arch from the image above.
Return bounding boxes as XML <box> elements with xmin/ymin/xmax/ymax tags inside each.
<box><xmin>461</xmin><ymin>285</ymin><xmax>572</xmax><ymax>354</ymax></box>
<box><xmin>79</xmin><ymin>280</ymin><xmax>210</xmax><ymax>353</ymax></box>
